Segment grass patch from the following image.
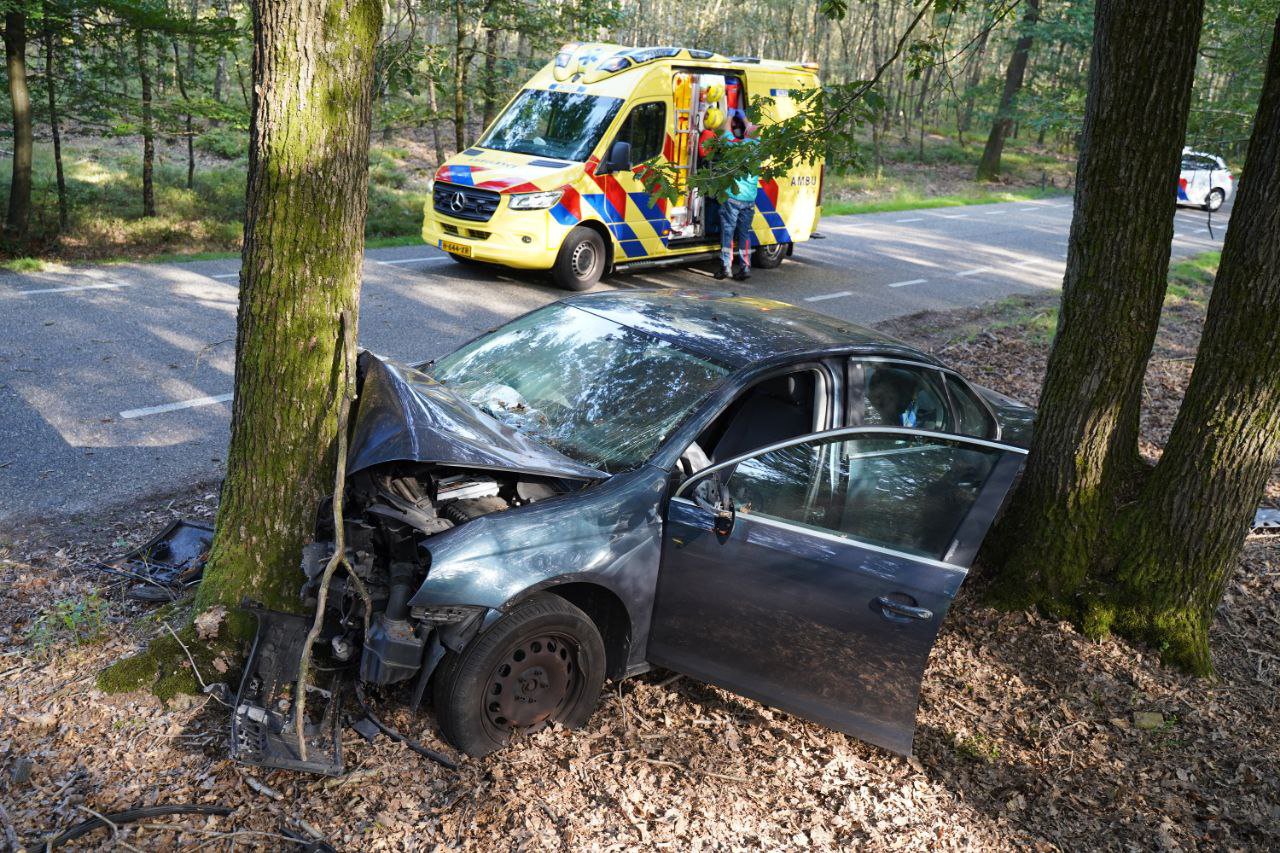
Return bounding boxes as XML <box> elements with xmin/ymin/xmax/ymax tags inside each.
<box><xmin>25</xmin><ymin>593</ymin><xmax>109</xmax><ymax>653</ymax></box>
<box><xmin>1</xmin><ymin>257</ymin><xmax>45</xmax><ymax>272</ymax></box>
<box><xmin>824</xmin><ymin>186</ymin><xmax>1066</xmax><ymax>216</ymax></box>
<box><xmin>2</xmin><ymin>139</ymin><xmax>431</xmax><ymax>263</ymax></box>
<box><xmin>1165</xmin><ymin>252</ymin><xmax>1219</xmax><ymax>306</ymax></box>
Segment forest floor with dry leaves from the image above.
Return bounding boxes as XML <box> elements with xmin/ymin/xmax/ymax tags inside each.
<box><xmin>2</xmin><ymin>260</ymin><xmax>1277</xmax><ymax>851</ymax></box>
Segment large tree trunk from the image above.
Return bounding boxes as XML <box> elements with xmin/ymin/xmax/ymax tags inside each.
<box><xmin>172</xmin><ymin>39</ymin><xmax>196</xmax><ymax>189</ymax></box>
<box><xmin>3</xmin><ymin>11</ymin><xmax>32</xmax><ymax>241</ymax></box>
<box><xmin>135</xmin><ymin>29</ymin><xmax>156</xmax><ymax>218</ymax></box>
<box><xmin>43</xmin><ymin>3</ymin><xmax>67</xmax><ymax>232</ymax></box>
<box><xmin>452</xmin><ymin>0</ymin><xmax>467</xmax><ymax>152</ymax></box>
<box><xmin>985</xmin><ymin>0</ymin><xmax>1205</xmax><ymax>609</ymax></box>
<box><xmin>1099</xmin><ymin>14</ymin><xmax>1280</xmax><ymax>675</ymax></box>
<box><xmin>480</xmin><ymin>26</ymin><xmax>498</xmax><ymax>130</ymax></box>
<box><xmin>196</xmin><ymin>0</ymin><xmax>382</xmax><ymax>617</ymax></box>
<box><xmin>976</xmin><ymin>0</ymin><xmax>1040</xmax><ymax>181</ymax></box>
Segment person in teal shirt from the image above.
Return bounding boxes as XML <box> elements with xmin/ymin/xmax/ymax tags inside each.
<box><xmin>715</xmin><ymin>115</ymin><xmax>758</xmax><ymax>281</ymax></box>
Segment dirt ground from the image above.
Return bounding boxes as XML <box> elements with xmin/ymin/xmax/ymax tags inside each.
<box><xmin>2</xmin><ymin>288</ymin><xmax>1277</xmax><ymax>851</ymax></box>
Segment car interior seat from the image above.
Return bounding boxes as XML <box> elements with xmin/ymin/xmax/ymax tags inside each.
<box><xmin>712</xmin><ymin>372</ymin><xmax>815</xmax><ymax>462</ymax></box>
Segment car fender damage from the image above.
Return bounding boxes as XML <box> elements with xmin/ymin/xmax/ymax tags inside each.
<box><xmin>231</xmin><ymin>352</ymin><xmax>602</xmax><ymax>775</ymax></box>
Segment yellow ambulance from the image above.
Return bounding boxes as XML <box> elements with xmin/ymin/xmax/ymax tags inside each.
<box><xmin>423</xmin><ymin>43</ymin><xmax>824</xmax><ymax>290</ymax></box>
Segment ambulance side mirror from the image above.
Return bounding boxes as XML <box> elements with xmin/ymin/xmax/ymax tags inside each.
<box><xmin>602</xmin><ymin>140</ymin><xmax>632</xmax><ymax>174</ymax></box>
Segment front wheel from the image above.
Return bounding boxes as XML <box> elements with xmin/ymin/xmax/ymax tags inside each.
<box><xmin>752</xmin><ymin>241</ymin><xmax>789</xmax><ymax>269</ymax></box>
<box><xmin>1204</xmin><ymin>188</ymin><xmax>1225</xmax><ymax>212</ymax></box>
<box><xmin>432</xmin><ymin>595</ymin><xmax>606</xmax><ymax>757</ymax></box>
<box><xmin>551</xmin><ymin>227</ymin><xmax>606</xmax><ymax>291</ymax></box>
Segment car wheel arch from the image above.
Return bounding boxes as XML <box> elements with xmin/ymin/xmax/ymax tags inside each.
<box><xmin>508</xmin><ymin>580</ymin><xmax>632</xmax><ymax>680</ymax></box>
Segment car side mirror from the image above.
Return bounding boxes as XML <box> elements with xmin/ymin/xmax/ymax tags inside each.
<box><xmin>692</xmin><ymin>475</ymin><xmax>736</xmax><ymax>537</ymax></box>
<box><xmin>603</xmin><ymin>140</ymin><xmax>632</xmax><ymax>174</ymax></box>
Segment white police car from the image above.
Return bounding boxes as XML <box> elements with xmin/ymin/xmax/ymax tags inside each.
<box><xmin>1178</xmin><ymin>148</ymin><xmax>1234</xmax><ymax>212</ymax></box>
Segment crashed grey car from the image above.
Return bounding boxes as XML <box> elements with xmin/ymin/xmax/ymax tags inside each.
<box><xmin>232</xmin><ymin>291</ymin><xmax>1033</xmax><ymax>774</ymax></box>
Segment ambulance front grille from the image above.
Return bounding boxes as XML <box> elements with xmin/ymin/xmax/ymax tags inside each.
<box><xmin>433</xmin><ymin>182</ymin><xmax>500</xmax><ymax>223</ymax></box>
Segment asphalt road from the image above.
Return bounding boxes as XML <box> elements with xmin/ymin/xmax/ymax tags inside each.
<box><xmin>0</xmin><ymin>197</ymin><xmax>1231</xmax><ymax>532</ymax></box>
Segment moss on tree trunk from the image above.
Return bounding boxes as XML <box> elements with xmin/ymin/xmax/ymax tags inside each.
<box><xmin>1089</xmin><ymin>15</ymin><xmax>1280</xmax><ymax>675</ymax></box>
<box><xmin>984</xmin><ymin>0</ymin><xmax>1205</xmax><ymax>616</ymax></box>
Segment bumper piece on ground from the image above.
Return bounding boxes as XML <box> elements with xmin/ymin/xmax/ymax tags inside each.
<box><xmin>231</xmin><ymin>605</ymin><xmax>347</xmax><ymax>776</ymax></box>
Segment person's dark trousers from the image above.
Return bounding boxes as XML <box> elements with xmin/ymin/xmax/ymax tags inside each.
<box><xmin>717</xmin><ymin>197</ymin><xmax>756</xmax><ymax>279</ymax></box>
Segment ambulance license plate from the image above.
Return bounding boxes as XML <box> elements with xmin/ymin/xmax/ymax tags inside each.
<box><xmin>440</xmin><ymin>239</ymin><xmax>471</xmax><ymax>258</ymax></box>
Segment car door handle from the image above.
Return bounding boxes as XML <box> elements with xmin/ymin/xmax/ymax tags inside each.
<box><xmin>876</xmin><ymin>596</ymin><xmax>933</xmax><ymax>621</ymax></box>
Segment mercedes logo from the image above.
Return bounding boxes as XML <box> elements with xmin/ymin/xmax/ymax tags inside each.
<box><xmin>449</xmin><ymin>192</ymin><xmax>466</xmax><ymax>212</ymax></box>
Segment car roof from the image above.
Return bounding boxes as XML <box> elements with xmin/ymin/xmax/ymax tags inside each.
<box><xmin>563</xmin><ymin>290</ymin><xmax>932</xmax><ymax>369</ymax></box>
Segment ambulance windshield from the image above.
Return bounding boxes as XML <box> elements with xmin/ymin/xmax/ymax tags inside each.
<box><xmin>479</xmin><ymin>89</ymin><xmax>624</xmax><ymax>162</ymax></box>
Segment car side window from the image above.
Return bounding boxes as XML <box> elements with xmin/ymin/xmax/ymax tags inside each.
<box><xmin>944</xmin><ymin>374</ymin><xmax>995</xmax><ymax>439</ymax></box>
<box><xmin>860</xmin><ymin>364</ymin><xmax>948</xmax><ymax>431</ymax></box>
<box><xmin>837</xmin><ymin>437</ymin><xmax>1000</xmax><ymax>560</ymax></box>
<box><xmin>715</xmin><ymin>434</ymin><xmax>1002</xmax><ymax>561</ymax></box>
<box><xmin>615</xmin><ymin>102</ymin><xmax>667</xmax><ymax>165</ymax></box>
<box><xmin>725</xmin><ymin>440</ymin><xmax>834</xmax><ymax>530</ymax></box>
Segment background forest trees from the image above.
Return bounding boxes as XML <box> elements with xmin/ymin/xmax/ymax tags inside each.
<box><xmin>2</xmin><ymin>0</ymin><xmax>1276</xmax><ymax>259</ymax></box>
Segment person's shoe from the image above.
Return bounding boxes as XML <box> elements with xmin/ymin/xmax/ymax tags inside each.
<box><xmin>733</xmin><ymin>268</ymin><xmax>751</xmax><ymax>281</ymax></box>
<box><xmin>714</xmin><ymin>267</ymin><xmax>729</xmax><ymax>280</ymax></box>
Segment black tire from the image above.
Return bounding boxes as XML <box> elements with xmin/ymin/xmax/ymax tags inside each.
<box><xmin>432</xmin><ymin>594</ymin><xmax>606</xmax><ymax>757</ymax></box>
<box><xmin>1204</xmin><ymin>188</ymin><xmax>1225</xmax><ymax>212</ymax></box>
<box><xmin>752</xmin><ymin>241</ymin><xmax>789</xmax><ymax>269</ymax></box>
<box><xmin>551</xmin><ymin>227</ymin><xmax>606</xmax><ymax>291</ymax></box>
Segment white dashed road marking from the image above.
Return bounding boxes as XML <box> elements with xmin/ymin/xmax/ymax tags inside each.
<box><xmin>956</xmin><ymin>267</ymin><xmax>991</xmax><ymax>277</ymax></box>
<box><xmin>10</xmin><ymin>282</ymin><xmax>132</xmax><ymax>296</ymax></box>
<box><xmin>1010</xmin><ymin>258</ymin><xmax>1049</xmax><ymax>269</ymax></box>
<box><xmin>804</xmin><ymin>291</ymin><xmax>853</xmax><ymax>302</ymax></box>
<box><xmin>120</xmin><ymin>393</ymin><xmax>234</xmax><ymax>420</ymax></box>
<box><xmin>894</xmin><ymin>217</ymin><xmax>924</xmax><ymax>223</ymax></box>
<box><xmin>210</xmin><ymin>272</ymin><xmax>239</xmax><ymax>279</ymax></box>
<box><xmin>887</xmin><ymin>278</ymin><xmax>928</xmax><ymax>288</ymax></box>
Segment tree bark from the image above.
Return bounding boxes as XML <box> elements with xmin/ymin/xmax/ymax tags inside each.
<box><xmin>1098</xmin><ymin>13</ymin><xmax>1280</xmax><ymax>675</ymax></box>
<box><xmin>480</xmin><ymin>26</ymin><xmax>498</xmax><ymax>130</ymax></box>
<box><xmin>135</xmin><ymin>28</ymin><xmax>156</xmax><ymax>218</ymax></box>
<box><xmin>43</xmin><ymin>3</ymin><xmax>67</xmax><ymax>232</ymax></box>
<box><xmin>985</xmin><ymin>0</ymin><xmax>1205</xmax><ymax>611</ymax></box>
<box><xmin>172</xmin><ymin>38</ymin><xmax>196</xmax><ymax>189</ymax></box>
<box><xmin>4</xmin><ymin>11</ymin><xmax>33</xmax><ymax>241</ymax></box>
<box><xmin>452</xmin><ymin>0</ymin><xmax>467</xmax><ymax>152</ymax></box>
<box><xmin>196</xmin><ymin>0</ymin><xmax>382</xmax><ymax>619</ymax></box>
<box><xmin>976</xmin><ymin>0</ymin><xmax>1039</xmax><ymax>181</ymax></box>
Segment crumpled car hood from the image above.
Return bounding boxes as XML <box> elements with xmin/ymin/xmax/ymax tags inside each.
<box><xmin>346</xmin><ymin>351</ymin><xmax>607</xmax><ymax>481</ymax></box>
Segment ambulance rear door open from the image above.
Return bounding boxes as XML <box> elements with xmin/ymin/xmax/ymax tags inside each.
<box><xmin>667</xmin><ymin>67</ymin><xmax>748</xmax><ymax>246</ymax></box>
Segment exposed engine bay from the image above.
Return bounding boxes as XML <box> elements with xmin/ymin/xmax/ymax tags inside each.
<box><xmin>231</xmin><ymin>463</ymin><xmax>572</xmax><ymax>775</ymax></box>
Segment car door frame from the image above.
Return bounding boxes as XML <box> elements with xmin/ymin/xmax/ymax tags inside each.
<box><xmin>648</xmin><ymin>425</ymin><xmax>1026</xmax><ymax>752</ymax></box>
<box><xmin>847</xmin><ymin>356</ymin><xmax>1002</xmax><ymax>442</ymax></box>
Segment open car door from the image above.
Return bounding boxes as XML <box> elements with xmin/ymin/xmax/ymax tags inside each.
<box><xmin>647</xmin><ymin>427</ymin><xmax>1025</xmax><ymax>755</ymax></box>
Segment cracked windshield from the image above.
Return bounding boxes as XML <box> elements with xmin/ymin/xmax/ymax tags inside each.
<box><xmin>430</xmin><ymin>304</ymin><xmax>728</xmax><ymax>472</ymax></box>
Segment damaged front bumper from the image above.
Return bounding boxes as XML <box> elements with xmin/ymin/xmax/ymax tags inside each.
<box><xmin>231</xmin><ymin>598</ymin><xmax>489</xmax><ymax>776</ymax></box>
<box><xmin>231</xmin><ymin>606</ymin><xmax>348</xmax><ymax>775</ymax></box>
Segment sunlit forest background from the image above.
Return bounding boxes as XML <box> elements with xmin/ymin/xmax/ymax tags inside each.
<box><xmin>2</xmin><ymin>0</ymin><xmax>1276</xmax><ymax>261</ymax></box>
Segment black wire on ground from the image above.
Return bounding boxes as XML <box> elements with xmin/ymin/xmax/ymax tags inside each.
<box><xmin>353</xmin><ymin>683</ymin><xmax>459</xmax><ymax>770</ymax></box>
<box><xmin>41</xmin><ymin>804</ymin><xmax>233</xmax><ymax>848</ymax></box>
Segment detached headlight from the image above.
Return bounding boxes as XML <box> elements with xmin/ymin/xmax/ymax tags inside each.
<box><xmin>508</xmin><ymin>189</ymin><xmax>564</xmax><ymax>210</ymax></box>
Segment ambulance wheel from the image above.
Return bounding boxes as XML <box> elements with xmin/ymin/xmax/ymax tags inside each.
<box><xmin>752</xmin><ymin>242</ymin><xmax>788</xmax><ymax>269</ymax></box>
<box><xmin>552</xmin><ymin>227</ymin><xmax>605</xmax><ymax>291</ymax></box>
<box><xmin>1204</xmin><ymin>188</ymin><xmax>1225</xmax><ymax>212</ymax></box>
